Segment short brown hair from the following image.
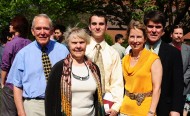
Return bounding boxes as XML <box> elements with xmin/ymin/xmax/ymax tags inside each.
<box><xmin>10</xmin><ymin>15</ymin><xmax>29</xmax><ymax>38</ymax></box>
<box><xmin>171</xmin><ymin>25</ymin><xmax>183</xmax><ymax>33</ymax></box>
<box><xmin>89</xmin><ymin>10</ymin><xmax>107</xmax><ymax>25</ymax></box>
<box><xmin>144</xmin><ymin>10</ymin><xmax>166</xmax><ymax>28</ymax></box>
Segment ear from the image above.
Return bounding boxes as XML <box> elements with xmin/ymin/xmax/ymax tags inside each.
<box><xmin>31</xmin><ymin>28</ymin><xmax>35</xmax><ymax>36</ymax></box>
<box><xmin>144</xmin><ymin>38</ymin><xmax>147</xmax><ymax>43</ymax></box>
<box><xmin>105</xmin><ymin>24</ymin><xmax>108</xmax><ymax>31</ymax></box>
<box><xmin>88</xmin><ymin>25</ymin><xmax>92</xmax><ymax>32</ymax></box>
<box><xmin>50</xmin><ymin>29</ymin><xmax>53</xmax><ymax>35</ymax></box>
<box><xmin>170</xmin><ymin>33</ymin><xmax>172</xmax><ymax>38</ymax></box>
<box><xmin>161</xmin><ymin>31</ymin><xmax>165</xmax><ymax>36</ymax></box>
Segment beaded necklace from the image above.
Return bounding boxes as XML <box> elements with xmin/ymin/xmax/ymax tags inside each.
<box><xmin>71</xmin><ymin>61</ymin><xmax>89</xmax><ymax>81</ymax></box>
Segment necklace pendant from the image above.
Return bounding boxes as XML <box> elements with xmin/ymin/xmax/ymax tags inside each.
<box><xmin>71</xmin><ymin>61</ymin><xmax>90</xmax><ymax>81</ymax></box>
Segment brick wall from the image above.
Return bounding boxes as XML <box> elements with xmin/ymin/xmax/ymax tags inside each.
<box><xmin>106</xmin><ymin>29</ymin><xmax>127</xmax><ymax>43</ymax></box>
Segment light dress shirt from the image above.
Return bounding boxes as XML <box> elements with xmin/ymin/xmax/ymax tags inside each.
<box><xmin>85</xmin><ymin>37</ymin><xmax>124</xmax><ymax>112</ymax></box>
<box><xmin>112</xmin><ymin>43</ymin><xmax>125</xmax><ymax>59</ymax></box>
<box><xmin>6</xmin><ymin>40</ymin><xmax>69</xmax><ymax>98</ymax></box>
<box><xmin>145</xmin><ymin>39</ymin><xmax>162</xmax><ymax>54</ymax></box>
<box><xmin>125</xmin><ymin>45</ymin><xmax>132</xmax><ymax>55</ymax></box>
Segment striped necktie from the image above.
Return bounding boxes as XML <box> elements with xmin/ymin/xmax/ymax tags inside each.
<box><xmin>94</xmin><ymin>44</ymin><xmax>105</xmax><ymax>93</ymax></box>
<box><xmin>41</xmin><ymin>47</ymin><xmax>52</xmax><ymax>81</ymax></box>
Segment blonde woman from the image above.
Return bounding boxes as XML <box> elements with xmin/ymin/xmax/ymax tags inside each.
<box><xmin>120</xmin><ymin>20</ymin><xmax>162</xmax><ymax>116</ymax></box>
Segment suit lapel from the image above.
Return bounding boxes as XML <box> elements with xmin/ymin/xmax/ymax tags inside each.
<box><xmin>158</xmin><ymin>42</ymin><xmax>168</xmax><ymax>61</ymax></box>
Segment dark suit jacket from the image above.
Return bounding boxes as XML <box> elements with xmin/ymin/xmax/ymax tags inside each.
<box><xmin>181</xmin><ymin>43</ymin><xmax>190</xmax><ymax>95</ymax></box>
<box><xmin>156</xmin><ymin>41</ymin><xmax>184</xmax><ymax>115</ymax></box>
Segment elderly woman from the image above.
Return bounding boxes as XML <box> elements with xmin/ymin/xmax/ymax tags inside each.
<box><xmin>120</xmin><ymin>20</ymin><xmax>162</xmax><ymax>116</ymax></box>
<box><xmin>45</xmin><ymin>27</ymin><xmax>105</xmax><ymax>116</ymax></box>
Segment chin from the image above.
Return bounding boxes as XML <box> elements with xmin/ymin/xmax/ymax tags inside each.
<box><xmin>39</xmin><ymin>41</ymin><xmax>48</xmax><ymax>46</ymax></box>
<box><xmin>149</xmin><ymin>38</ymin><xmax>159</xmax><ymax>43</ymax></box>
<box><xmin>73</xmin><ymin>53</ymin><xmax>84</xmax><ymax>57</ymax></box>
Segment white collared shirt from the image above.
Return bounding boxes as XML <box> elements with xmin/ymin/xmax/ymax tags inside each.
<box><xmin>85</xmin><ymin>37</ymin><xmax>124</xmax><ymax>112</ymax></box>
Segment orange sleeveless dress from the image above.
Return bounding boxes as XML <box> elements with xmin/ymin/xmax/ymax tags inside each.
<box><xmin>120</xmin><ymin>48</ymin><xmax>159</xmax><ymax>116</ymax></box>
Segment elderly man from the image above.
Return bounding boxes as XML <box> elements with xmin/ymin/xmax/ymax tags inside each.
<box><xmin>6</xmin><ymin>14</ymin><xmax>69</xmax><ymax>116</ymax></box>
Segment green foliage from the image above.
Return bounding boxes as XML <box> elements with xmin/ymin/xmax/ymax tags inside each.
<box><xmin>104</xmin><ymin>33</ymin><xmax>113</xmax><ymax>46</ymax></box>
<box><xmin>121</xmin><ymin>39</ymin><xmax>129</xmax><ymax>48</ymax></box>
<box><xmin>0</xmin><ymin>0</ymin><xmax>189</xmax><ymax>42</ymax></box>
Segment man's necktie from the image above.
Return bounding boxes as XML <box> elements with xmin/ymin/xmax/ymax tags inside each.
<box><xmin>150</xmin><ymin>45</ymin><xmax>154</xmax><ymax>52</ymax></box>
<box><xmin>41</xmin><ymin>47</ymin><xmax>52</xmax><ymax>81</ymax></box>
<box><xmin>94</xmin><ymin>44</ymin><xmax>105</xmax><ymax>93</ymax></box>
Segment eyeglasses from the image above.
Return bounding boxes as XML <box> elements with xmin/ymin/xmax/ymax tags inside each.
<box><xmin>147</xmin><ymin>25</ymin><xmax>163</xmax><ymax>29</ymax></box>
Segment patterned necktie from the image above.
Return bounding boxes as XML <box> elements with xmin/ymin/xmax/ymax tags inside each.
<box><xmin>94</xmin><ymin>44</ymin><xmax>105</xmax><ymax>93</ymax></box>
<box><xmin>41</xmin><ymin>47</ymin><xmax>52</xmax><ymax>81</ymax></box>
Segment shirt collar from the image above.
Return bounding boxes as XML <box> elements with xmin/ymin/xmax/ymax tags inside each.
<box><xmin>145</xmin><ymin>39</ymin><xmax>162</xmax><ymax>54</ymax></box>
<box><xmin>114</xmin><ymin>43</ymin><xmax>120</xmax><ymax>46</ymax></box>
<box><xmin>12</xmin><ymin>35</ymin><xmax>24</xmax><ymax>40</ymax></box>
<box><xmin>145</xmin><ymin>39</ymin><xmax>162</xmax><ymax>49</ymax></box>
<box><xmin>90</xmin><ymin>36</ymin><xmax>106</xmax><ymax>50</ymax></box>
<box><xmin>35</xmin><ymin>40</ymin><xmax>53</xmax><ymax>52</ymax></box>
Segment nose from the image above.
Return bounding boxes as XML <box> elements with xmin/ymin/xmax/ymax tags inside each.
<box><xmin>177</xmin><ymin>34</ymin><xmax>182</xmax><ymax>38</ymax></box>
<box><xmin>95</xmin><ymin>24</ymin><xmax>100</xmax><ymax>29</ymax></box>
<box><xmin>40</xmin><ymin>29</ymin><xmax>45</xmax><ymax>34</ymax></box>
<box><xmin>76</xmin><ymin>43</ymin><xmax>81</xmax><ymax>48</ymax></box>
<box><xmin>152</xmin><ymin>27</ymin><xmax>157</xmax><ymax>32</ymax></box>
<box><xmin>134</xmin><ymin>37</ymin><xmax>138</xmax><ymax>42</ymax></box>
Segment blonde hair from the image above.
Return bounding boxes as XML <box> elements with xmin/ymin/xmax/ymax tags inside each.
<box><xmin>127</xmin><ymin>20</ymin><xmax>147</xmax><ymax>40</ymax></box>
<box><xmin>64</xmin><ymin>27</ymin><xmax>90</xmax><ymax>44</ymax></box>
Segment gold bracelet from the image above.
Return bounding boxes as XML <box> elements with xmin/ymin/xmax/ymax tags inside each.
<box><xmin>148</xmin><ymin>111</ymin><xmax>156</xmax><ymax>115</ymax></box>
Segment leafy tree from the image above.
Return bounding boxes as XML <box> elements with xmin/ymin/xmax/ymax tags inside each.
<box><xmin>0</xmin><ymin>0</ymin><xmax>189</xmax><ymax>42</ymax></box>
<box><xmin>104</xmin><ymin>33</ymin><xmax>113</xmax><ymax>45</ymax></box>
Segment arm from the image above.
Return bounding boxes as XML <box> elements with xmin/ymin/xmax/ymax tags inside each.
<box><xmin>9</xmin><ymin>51</ymin><xmax>26</xmax><ymax>116</ymax></box>
<box><xmin>45</xmin><ymin>60</ymin><xmax>63</xmax><ymax>116</ymax></box>
<box><xmin>148</xmin><ymin>59</ymin><xmax>162</xmax><ymax>115</ymax></box>
<box><xmin>1</xmin><ymin>70</ymin><xmax>8</xmax><ymax>88</ymax></box>
<box><xmin>170</xmin><ymin>49</ymin><xmax>184</xmax><ymax>115</ymax></box>
<box><xmin>108</xmin><ymin>52</ymin><xmax>124</xmax><ymax>115</ymax></box>
<box><xmin>14</xmin><ymin>86</ymin><xmax>26</xmax><ymax>116</ymax></box>
<box><xmin>184</xmin><ymin>51</ymin><xmax>190</xmax><ymax>87</ymax></box>
<box><xmin>170</xmin><ymin>112</ymin><xmax>180</xmax><ymax>116</ymax></box>
<box><xmin>1</xmin><ymin>42</ymin><xmax>13</xmax><ymax>87</ymax></box>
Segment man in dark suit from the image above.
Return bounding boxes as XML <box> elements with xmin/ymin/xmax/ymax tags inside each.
<box><xmin>170</xmin><ymin>25</ymin><xmax>190</xmax><ymax>116</ymax></box>
<box><xmin>144</xmin><ymin>10</ymin><xmax>184</xmax><ymax>116</ymax></box>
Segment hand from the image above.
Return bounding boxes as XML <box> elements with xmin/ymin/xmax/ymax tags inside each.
<box><xmin>147</xmin><ymin>113</ymin><xmax>155</xmax><ymax>116</ymax></box>
<box><xmin>106</xmin><ymin>109</ymin><xmax>118</xmax><ymax>116</ymax></box>
<box><xmin>18</xmin><ymin>111</ymin><xmax>26</xmax><ymax>116</ymax></box>
<box><xmin>147</xmin><ymin>111</ymin><xmax>156</xmax><ymax>116</ymax></box>
<box><xmin>0</xmin><ymin>83</ymin><xmax>4</xmax><ymax>88</ymax></box>
<box><xmin>169</xmin><ymin>111</ymin><xmax>180</xmax><ymax>116</ymax></box>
